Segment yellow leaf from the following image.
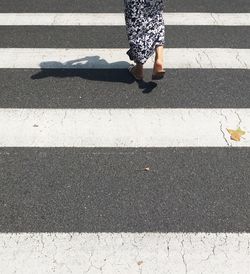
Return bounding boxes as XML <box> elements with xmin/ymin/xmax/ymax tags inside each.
<box><xmin>226</xmin><ymin>127</ymin><xmax>246</xmax><ymax>141</ymax></box>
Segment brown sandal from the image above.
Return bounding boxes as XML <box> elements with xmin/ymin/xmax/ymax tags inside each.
<box><xmin>152</xmin><ymin>70</ymin><xmax>165</xmax><ymax>80</ymax></box>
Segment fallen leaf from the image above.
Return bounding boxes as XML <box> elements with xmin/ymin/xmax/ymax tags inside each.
<box><xmin>226</xmin><ymin>127</ymin><xmax>246</xmax><ymax>141</ymax></box>
<box><xmin>33</xmin><ymin>124</ymin><xmax>39</xmax><ymax>127</ymax></box>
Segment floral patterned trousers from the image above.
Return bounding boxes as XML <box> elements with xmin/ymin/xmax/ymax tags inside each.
<box><xmin>123</xmin><ymin>0</ymin><xmax>165</xmax><ymax>65</ymax></box>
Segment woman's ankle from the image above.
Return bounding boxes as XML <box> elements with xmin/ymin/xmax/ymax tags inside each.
<box><xmin>154</xmin><ymin>58</ymin><xmax>164</xmax><ymax>67</ymax></box>
<box><xmin>135</xmin><ymin>63</ymin><xmax>143</xmax><ymax>71</ymax></box>
<box><xmin>153</xmin><ymin>60</ymin><xmax>164</xmax><ymax>72</ymax></box>
<box><xmin>155</xmin><ymin>45</ymin><xmax>164</xmax><ymax>64</ymax></box>
<box><xmin>136</xmin><ymin>62</ymin><xmax>143</xmax><ymax>68</ymax></box>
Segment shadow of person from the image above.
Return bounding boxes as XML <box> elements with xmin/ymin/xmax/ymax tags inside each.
<box><xmin>30</xmin><ymin>56</ymin><xmax>157</xmax><ymax>93</ymax></box>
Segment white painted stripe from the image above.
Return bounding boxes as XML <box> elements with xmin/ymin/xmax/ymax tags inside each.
<box><xmin>1</xmin><ymin>13</ymin><xmax>250</xmax><ymax>26</ymax></box>
<box><xmin>1</xmin><ymin>48</ymin><xmax>250</xmax><ymax>69</ymax></box>
<box><xmin>0</xmin><ymin>108</ymin><xmax>249</xmax><ymax>147</ymax></box>
<box><xmin>0</xmin><ymin>233</ymin><xmax>249</xmax><ymax>274</ymax></box>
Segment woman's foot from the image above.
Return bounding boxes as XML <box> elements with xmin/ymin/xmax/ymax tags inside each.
<box><xmin>128</xmin><ymin>63</ymin><xmax>144</xmax><ymax>80</ymax></box>
<box><xmin>152</xmin><ymin>45</ymin><xmax>165</xmax><ymax>80</ymax></box>
<box><xmin>152</xmin><ymin>59</ymin><xmax>165</xmax><ymax>80</ymax></box>
<box><xmin>153</xmin><ymin>59</ymin><xmax>165</xmax><ymax>74</ymax></box>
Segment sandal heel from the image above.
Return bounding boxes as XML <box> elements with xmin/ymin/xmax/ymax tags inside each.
<box><xmin>152</xmin><ymin>71</ymin><xmax>165</xmax><ymax>80</ymax></box>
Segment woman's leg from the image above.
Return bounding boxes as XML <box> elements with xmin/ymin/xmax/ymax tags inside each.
<box><xmin>153</xmin><ymin>45</ymin><xmax>165</xmax><ymax>74</ymax></box>
<box><xmin>131</xmin><ymin>62</ymin><xmax>144</xmax><ymax>79</ymax></box>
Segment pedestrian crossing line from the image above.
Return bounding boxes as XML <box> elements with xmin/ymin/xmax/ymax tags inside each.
<box><xmin>0</xmin><ymin>108</ymin><xmax>249</xmax><ymax>147</ymax></box>
<box><xmin>0</xmin><ymin>233</ymin><xmax>249</xmax><ymax>274</ymax></box>
<box><xmin>1</xmin><ymin>48</ymin><xmax>250</xmax><ymax>69</ymax></box>
<box><xmin>1</xmin><ymin>13</ymin><xmax>250</xmax><ymax>26</ymax></box>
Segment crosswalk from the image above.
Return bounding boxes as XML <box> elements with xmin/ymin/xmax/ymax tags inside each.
<box><xmin>1</xmin><ymin>13</ymin><xmax>250</xmax><ymax>25</ymax></box>
<box><xmin>1</xmin><ymin>0</ymin><xmax>250</xmax><ymax>273</ymax></box>
<box><xmin>2</xmin><ymin>48</ymin><xmax>250</xmax><ymax>69</ymax></box>
<box><xmin>1</xmin><ymin>108</ymin><xmax>250</xmax><ymax>147</ymax></box>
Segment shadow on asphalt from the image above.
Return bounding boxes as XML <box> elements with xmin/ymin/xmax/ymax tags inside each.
<box><xmin>30</xmin><ymin>56</ymin><xmax>157</xmax><ymax>93</ymax></box>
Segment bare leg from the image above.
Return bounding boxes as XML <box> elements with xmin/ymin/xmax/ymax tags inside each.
<box><xmin>153</xmin><ymin>45</ymin><xmax>165</xmax><ymax>74</ymax></box>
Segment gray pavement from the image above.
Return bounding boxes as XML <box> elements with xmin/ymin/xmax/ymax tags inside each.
<box><xmin>0</xmin><ymin>0</ymin><xmax>250</xmax><ymax>12</ymax></box>
<box><xmin>0</xmin><ymin>69</ymin><xmax>250</xmax><ymax>108</ymax></box>
<box><xmin>0</xmin><ymin>148</ymin><xmax>250</xmax><ymax>233</ymax></box>
<box><xmin>1</xmin><ymin>26</ymin><xmax>250</xmax><ymax>48</ymax></box>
